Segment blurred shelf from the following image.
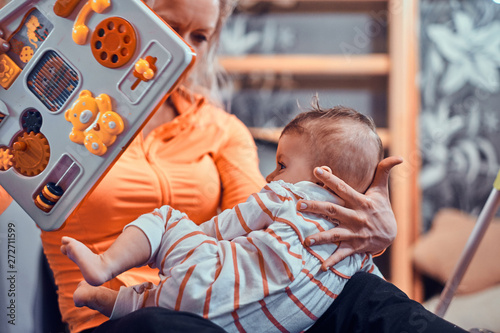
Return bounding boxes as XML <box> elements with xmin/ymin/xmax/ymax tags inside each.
<box><xmin>240</xmin><ymin>0</ymin><xmax>388</xmax><ymax>4</ymax></box>
<box><xmin>249</xmin><ymin>127</ymin><xmax>390</xmax><ymax>148</ymax></box>
<box><xmin>220</xmin><ymin>54</ymin><xmax>390</xmax><ymax>76</ymax></box>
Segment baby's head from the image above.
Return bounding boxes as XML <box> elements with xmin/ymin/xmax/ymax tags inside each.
<box><xmin>265</xmin><ymin>101</ymin><xmax>384</xmax><ymax>193</ymax></box>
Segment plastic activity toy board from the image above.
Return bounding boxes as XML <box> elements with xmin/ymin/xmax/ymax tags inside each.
<box><xmin>0</xmin><ymin>0</ymin><xmax>195</xmax><ymax>230</ymax></box>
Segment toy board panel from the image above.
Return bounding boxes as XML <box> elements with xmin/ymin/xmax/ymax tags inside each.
<box><xmin>0</xmin><ymin>0</ymin><xmax>195</xmax><ymax>230</ymax></box>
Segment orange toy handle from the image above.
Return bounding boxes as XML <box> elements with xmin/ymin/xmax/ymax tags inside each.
<box><xmin>72</xmin><ymin>0</ymin><xmax>111</xmax><ymax>45</ymax></box>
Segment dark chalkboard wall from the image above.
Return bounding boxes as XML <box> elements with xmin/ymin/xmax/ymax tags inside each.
<box><xmin>419</xmin><ymin>0</ymin><xmax>500</xmax><ymax>230</ymax></box>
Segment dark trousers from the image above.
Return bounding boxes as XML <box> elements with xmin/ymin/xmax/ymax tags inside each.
<box><xmin>88</xmin><ymin>272</ymin><xmax>467</xmax><ymax>333</ymax></box>
<box><xmin>306</xmin><ymin>272</ymin><xmax>467</xmax><ymax>333</ymax></box>
<box><xmin>90</xmin><ymin>308</ymin><xmax>226</xmax><ymax>333</ymax></box>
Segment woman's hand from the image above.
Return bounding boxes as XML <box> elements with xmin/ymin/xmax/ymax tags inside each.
<box><xmin>300</xmin><ymin>156</ymin><xmax>403</xmax><ymax>270</ymax></box>
<box><xmin>0</xmin><ymin>29</ymin><xmax>10</xmax><ymax>53</ymax></box>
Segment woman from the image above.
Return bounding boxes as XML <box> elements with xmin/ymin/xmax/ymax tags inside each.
<box><xmin>0</xmin><ymin>0</ymin><xmax>404</xmax><ymax>332</ymax></box>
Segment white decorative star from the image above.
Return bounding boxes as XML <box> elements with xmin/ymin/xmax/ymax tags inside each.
<box><xmin>427</xmin><ymin>11</ymin><xmax>500</xmax><ymax>93</ymax></box>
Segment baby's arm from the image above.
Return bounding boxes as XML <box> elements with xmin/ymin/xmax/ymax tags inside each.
<box><xmin>199</xmin><ymin>187</ymin><xmax>282</xmax><ymax>240</ymax></box>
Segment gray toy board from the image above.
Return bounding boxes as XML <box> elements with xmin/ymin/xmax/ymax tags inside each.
<box><xmin>0</xmin><ymin>0</ymin><xmax>195</xmax><ymax>230</ymax></box>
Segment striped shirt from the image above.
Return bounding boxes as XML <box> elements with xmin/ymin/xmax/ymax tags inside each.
<box><xmin>111</xmin><ymin>180</ymin><xmax>381</xmax><ymax>332</ymax></box>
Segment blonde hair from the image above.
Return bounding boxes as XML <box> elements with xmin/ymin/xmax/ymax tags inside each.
<box><xmin>282</xmin><ymin>100</ymin><xmax>383</xmax><ymax>193</ymax></box>
<box><xmin>185</xmin><ymin>0</ymin><xmax>238</xmax><ymax>106</ymax></box>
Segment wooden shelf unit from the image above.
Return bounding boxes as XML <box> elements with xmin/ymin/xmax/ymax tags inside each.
<box><xmin>219</xmin><ymin>54</ymin><xmax>390</xmax><ymax>76</ymax></box>
<box><xmin>222</xmin><ymin>0</ymin><xmax>422</xmax><ymax>299</ymax></box>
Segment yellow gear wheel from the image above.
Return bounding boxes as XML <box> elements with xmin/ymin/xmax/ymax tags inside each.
<box><xmin>0</xmin><ymin>147</ymin><xmax>13</xmax><ymax>171</ymax></box>
<box><xmin>11</xmin><ymin>132</ymin><xmax>50</xmax><ymax>176</ymax></box>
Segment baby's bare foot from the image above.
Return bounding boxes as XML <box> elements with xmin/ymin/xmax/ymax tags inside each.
<box><xmin>74</xmin><ymin>281</ymin><xmax>117</xmax><ymax>317</ymax></box>
<box><xmin>73</xmin><ymin>280</ymin><xmax>96</xmax><ymax>308</ymax></box>
<box><xmin>61</xmin><ymin>236</ymin><xmax>113</xmax><ymax>286</ymax></box>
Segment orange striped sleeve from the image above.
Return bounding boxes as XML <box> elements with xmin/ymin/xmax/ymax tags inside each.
<box><xmin>247</xmin><ymin>238</ymin><xmax>269</xmax><ymax>297</ymax></box>
<box><xmin>155</xmin><ymin>276</ymin><xmax>170</xmax><ymax>306</ymax></box>
<box><xmin>259</xmin><ymin>300</ymin><xmax>290</xmax><ymax>333</ymax></box>
<box><xmin>181</xmin><ymin>240</ymin><xmax>217</xmax><ymax>265</ymax></box>
<box><xmin>274</xmin><ymin>216</ymin><xmax>330</xmax><ymax>265</ymax></box>
<box><xmin>296</xmin><ymin>212</ymin><xmax>325</xmax><ymax>232</ymax></box>
<box><xmin>284</xmin><ymin>187</ymin><xmax>302</xmax><ymax>201</ymax></box>
<box><xmin>163</xmin><ymin>207</ymin><xmax>174</xmax><ymax>231</ymax></box>
<box><xmin>214</xmin><ymin>216</ymin><xmax>223</xmax><ymax>240</ymax></box>
<box><xmin>329</xmin><ymin>267</ymin><xmax>351</xmax><ymax>279</ymax></box>
<box><xmin>152</xmin><ymin>210</ymin><xmax>163</xmax><ymax>218</ymax></box>
<box><xmin>275</xmin><ymin>217</ymin><xmax>304</xmax><ymax>242</ymax></box>
<box><xmin>175</xmin><ymin>265</ymin><xmax>196</xmax><ymax>311</ymax></box>
<box><xmin>235</xmin><ymin>205</ymin><xmax>253</xmax><ymax>233</ymax></box>
<box><xmin>265</xmin><ymin>228</ymin><xmax>302</xmax><ymax>260</ymax></box>
<box><xmin>141</xmin><ymin>289</ymin><xmax>150</xmax><ymax>308</ymax></box>
<box><xmin>203</xmin><ymin>262</ymin><xmax>223</xmax><ymax>319</ymax></box>
<box><xmin>301</xmin><ymin>268</ymin><xmax>338</xmax><ymax>299</ymax></box>
<box><xmin>282</xmin><ymin>259</ymin><xmax>294</xmax><ymax>282</ymax></box>
<box><xmin>360</xmin><ymin>254</ymin><xmax>369</xmax><ymax>269</ymax></box>
<box><xmin>264</xmin><ymin>185</ymin><xmax>293</xmax><ymax>202</ymax></box>
<box><xmin>231</xmin><ymin>242</ymin><xmax>240</xmax><ymax>310</ymax></box>
<box><xmin>160</xmin><ymin>231</ymin><xmax>205</xmax><ymax>271</ymax></box>
<box><xmin>285</xmin><ymin>287</ymin><xmax>318</xmax><ymax>321</ymax></box>
<box><xmin>252</xmin><ymin>193</ymin><xmax>275</xmax><ymax>220</ymax></box>
<box><xmin>165</xmin><ymin>215</ymin><xmax>189</xmax><ymax>233</ymax></box>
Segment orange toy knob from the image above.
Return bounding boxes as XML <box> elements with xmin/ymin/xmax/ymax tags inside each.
<box><xmin>135</xmin><ymin>58</ymin><xmax>155</xmax><ymax>80</ymax></box>
<box><xmin>11</xmin><ymin>132</ymin><xmax>50</xmax><ymax>176</ymax></box>
<box><xmin>131</xmin><ymin>56</ymin><xmax>157</xmax><ymax>90</ymax></box>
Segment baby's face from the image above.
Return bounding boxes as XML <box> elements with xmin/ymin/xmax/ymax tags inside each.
<box><xmin>266</xmin><ymin>133</ymin><xmax>316</xmax><ymax>184</ymax></box>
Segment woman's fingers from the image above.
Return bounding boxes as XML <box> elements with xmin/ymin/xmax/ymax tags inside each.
<box><xmin>321</xmin><ymin>246</ymin><xmax>355</xmax><ymax>270</ymax></box>
<box><xmin>305</xmin><ymin>228</ymin><xmax>358</xmax><ymax>246</ymax></box>
<box><xmin>298</xmin><ymin>199</ymin><xmax>359</xmax><ymax>227</ymax></box>
<box><xmin>305</xmin><ymin>229</ymin><xmax>359</xmax><ymax>269</ymax></box>
<box><xmin>312</xmin><ymin>167</ymin><xmax>364</xmax><ymax>207</ymax></box>
<box><xmin>369</xmin><ymin>156</ymin><xmax>403</xmax><ymax>191</ymax></box>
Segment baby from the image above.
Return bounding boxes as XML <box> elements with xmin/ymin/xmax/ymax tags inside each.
<box><xmin>61</xmin><ymin>101</ymin><xmax>384</xmax><ymax>333</ymax></box>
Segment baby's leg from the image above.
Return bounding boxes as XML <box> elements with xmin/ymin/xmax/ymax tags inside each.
<box><xmin>61</xmin><ymin>226</ymin><xmax>151</xmax><ymax>286</ymax></box>
<box><xmin>73</xmin><ymin>281</ymin><xmax>117</xmax><ymax>318</ymax></box>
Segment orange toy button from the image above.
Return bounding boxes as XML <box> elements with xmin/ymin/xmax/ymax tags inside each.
<box><xmin>0</xmin><ymin>54</ymin><xmax>22</xmax><ymax>89</ymax></box>
<box><xmin>91</xmin><ymin>17</ymin><xmax>137</xmax><ymax>68</ymax></box>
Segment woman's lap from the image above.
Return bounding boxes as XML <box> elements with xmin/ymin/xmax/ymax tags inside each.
<box><xmin>91</xmin><ymin>307</ymin><xmax>226</xmax><ymax>333</ymax></box>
